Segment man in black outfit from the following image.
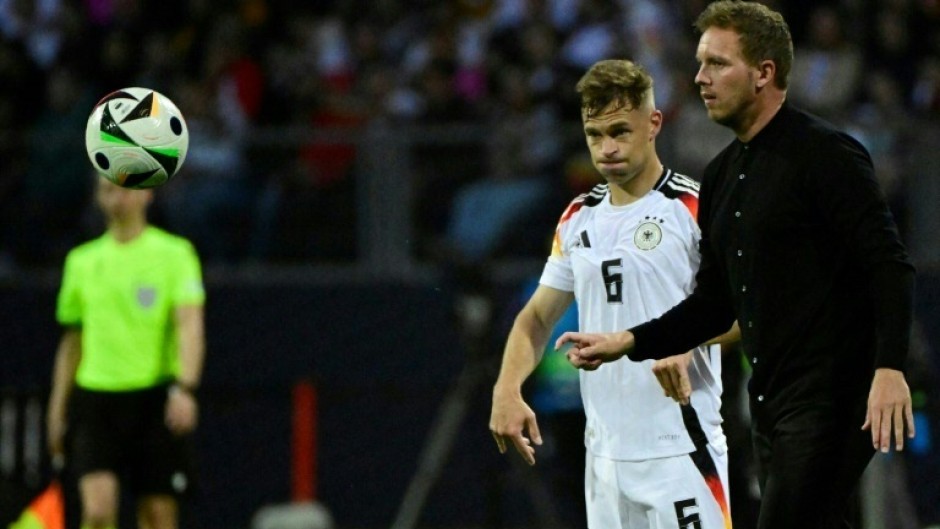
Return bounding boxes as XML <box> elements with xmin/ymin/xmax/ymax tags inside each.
<box><xmin>556</xmin><ymin>2</ymin><xmax>916</xmax><ymax>528</ymax></box>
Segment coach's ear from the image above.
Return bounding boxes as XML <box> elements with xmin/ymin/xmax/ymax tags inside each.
<box><xmin>756</xmin><ymin>59</ymin><xmax>776</xmax><ymax>89</ymax></box>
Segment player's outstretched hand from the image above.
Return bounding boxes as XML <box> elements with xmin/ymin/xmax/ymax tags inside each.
<box><xmin>652</xmin><ymin>352</ymin><xmax>693</xmax><ymax>405</ymax></box>
<box><xmin>862</xmin><ymin>368</ymin><xmax>915</xmax><ymax>452</ymax></box>
<box><xmin>555</xmin><ymin>330</ymin><xmax>634</xmax><ymax>369</ymax></box>
<box><xmin>490</xmin><ymin>390</ymin><xmax>542</xmax><ymax>465</ymax></box>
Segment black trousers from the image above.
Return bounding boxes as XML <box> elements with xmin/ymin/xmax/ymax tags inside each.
<box><xmin>751</xmin><ymin>400</ymin><xmax>875</xmax><ymax>529</ymax></box>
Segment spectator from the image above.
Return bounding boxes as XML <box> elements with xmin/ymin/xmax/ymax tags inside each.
<box><xmin>9</xmin><ymin>65</ymin><xmax>96</xmax><ymax>266</ymax></box>
<box><xmin>444</xmin><ymin>66</ymin><xmax>562</xmax><ymax>263</ymax></box>
<box><xmin>789</xmin><ymin>5</ymin><xmax>863</xmax><ymax>119</ymax></box>
<box><xmin>156</xmin><ymin>79</ymin><xmax>254</xmax><ymax>264</ymax></box>
<box><xmin>866</xmin><ymin>2</ymin><xmax>920</xmax><ymax>103</ymax></box>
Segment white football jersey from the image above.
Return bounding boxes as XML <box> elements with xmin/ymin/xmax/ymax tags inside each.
<box><xmin>539</xmin><ymin>168</ymin><xmax>726</xmax><ymax>461</ymax></box>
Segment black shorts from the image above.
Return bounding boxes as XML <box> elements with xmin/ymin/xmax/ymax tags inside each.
<box><xmin>67</xmin><ymin>385</ymin><xmax>193</xmax><ymax>498</ymax></box>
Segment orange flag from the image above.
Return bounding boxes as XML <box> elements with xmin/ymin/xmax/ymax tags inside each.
<box><xmin>8</xmin><ymin>481</ymin><xmax>64</xmax><ymax>529</ymax></box>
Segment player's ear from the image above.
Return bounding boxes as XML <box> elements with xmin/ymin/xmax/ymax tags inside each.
<box><xmin>649</xmin><ymin>109</ymin><xmax>663</xmax><ymax>140</ymax></box>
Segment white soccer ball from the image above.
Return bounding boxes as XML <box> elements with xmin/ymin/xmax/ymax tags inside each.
<box><xmin>85</xmin><ymin>87</ymin><xmax>189</xmax><ymax>189</ymax></box>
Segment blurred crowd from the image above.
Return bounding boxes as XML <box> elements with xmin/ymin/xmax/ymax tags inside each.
<box><xmin>0</xmin><ymin>0</ymin><xmax>938</xmax><ymax>270</ymax></box>
<box><xmin>1</xmin><ymin>0</ymin><xmax>939</xmax><ymax>526</ymax></box>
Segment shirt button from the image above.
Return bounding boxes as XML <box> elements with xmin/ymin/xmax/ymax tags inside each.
<box><xmin>741</xmin><ymin>285</ymin><xmax>747</xmax><ymax>292</ymax></box>
<box><xmin>735</xmin><ymin>211</ymin><xmax>741</xmax><ymax>218</ymax></box>
<box><xmin>737</xmin><ymin>250</ymin><xmax>743</xmax><ymax>257</ymax></box>
<box><xmin>752</xmin><ymin>357</ymin><xmax>758</xmax><ymax>364</ymax></box>
<box><xmin>757</xmin><ymin>395</ymin><xmax>764</xmax><ymax>402</ymax></box>
<box><xmin>748</xmin><ymin>321</ymin><xmax>754</xmax><ymax>328</ymax></box>
<box><xmin>739</xmin><ymin>173</ymin><xmax>746</xmax><ymax>180</ymax></box>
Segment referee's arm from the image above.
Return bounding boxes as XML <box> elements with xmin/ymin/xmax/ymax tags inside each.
<box><xmin>47</xmin><ymin>327</ymin><xmax>81</xmax><ymax>460</ymax></box>
<box><xmin>174</xmin><ymin>304</ymin><xmax>205</xmax><ymax>391</ymax></box>
<box><xmin>166</xmin><ymin>304</ymin><xmax>204</xmax><ymax>434</ymax></box>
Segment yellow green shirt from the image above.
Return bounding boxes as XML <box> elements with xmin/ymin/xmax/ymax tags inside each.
<box><xmin>56</xmin><ymin>226</ymin><xmax>205</xmax><ymax>391</ymax></box>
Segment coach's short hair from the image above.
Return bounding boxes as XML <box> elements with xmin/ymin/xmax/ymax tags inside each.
<box><xmin>695</xmin><ymin>0</ymin><xmax>794</xmax><ymax>89</ymax></box>
<box><xmin>576</xmin><ymin>60</ymin><xmax>654</xmax><ymax>119</ymax></box>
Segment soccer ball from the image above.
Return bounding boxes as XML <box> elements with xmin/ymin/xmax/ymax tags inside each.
<box><xmin>85</xmin><ymin>87</ymin><xmax>189</xmax><ymax>189</ymax></box>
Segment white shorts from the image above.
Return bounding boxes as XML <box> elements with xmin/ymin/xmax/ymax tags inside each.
<box><xmin>585</xmin><ymin>444</ymin><xmax>731</xmax><ymax>529</ymax></box>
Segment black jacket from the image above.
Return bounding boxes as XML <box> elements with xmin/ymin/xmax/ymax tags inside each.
<box><xmin>630</xmin><ymin>102</ymin><xmax>914</xmax><ymax>418</ymax></box>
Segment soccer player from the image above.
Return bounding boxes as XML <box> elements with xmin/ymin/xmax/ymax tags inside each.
<box><xmin>46</xmin><ymin>176</ymin><xmax>205</xmax><ymax>529</ymax></box>
<box><xmin>490</xmin><ymin>59</ymin><xmax>737</xmax><ymax>529</ymax></box>
<box><xmin>558</xmin><ymin>3</ymin><xmax>916</xmax><ymax>529</ymax></box>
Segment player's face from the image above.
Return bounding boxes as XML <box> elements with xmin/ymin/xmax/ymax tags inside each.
<box><xmin>96</xmin><ymin>177</ymin><xmax>152</xmax><ymax>220</ymax></box>
<box><xmin>582</xmin><ymin>102</ymin><xmax>660</xmax><ymax>186</ymax></box>
<box><xmin>695</xmin><ymin>27</ymin><xmax>760</xmax><ymax>131</ymax></box>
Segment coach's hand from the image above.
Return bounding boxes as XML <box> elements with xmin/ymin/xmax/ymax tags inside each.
<box><xmin>490</xmin><ymin>388</ymin><xmax>542</xmax><ymax>466</ymax></box>
<box><xmin>653</xmin><ymin>351</ymin><xmax>693</xmax><ymax>405</ymax></box>
<box><xmin>862</xmin><ymin>368</ymin><xmax>915</xmax><ymax>452</ymax></box>
<box><xmin>562</xmin><ymin>341</ymin><xmax>603</xmax><ymax>371</ymax></box>
<box><xmin>556</xmin><ymin>330</ymin><xmax>634</xmax><ymax>368</ymax></box>
<box><xmin>166</xmin><ymin>385</ymin><xmax>199</xmax><ymax>435</ymax></box>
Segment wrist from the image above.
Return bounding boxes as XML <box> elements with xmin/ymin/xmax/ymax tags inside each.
<box><xmin>874</xmin><ymin>367</ymin><xmax>904</xmax><ymax>378</ymax></box>
<box><xmin>493</xmin><ymin>381</ymin><xmax>522</xmax><ymax>399</ymax></box>
<box><xmin>617</xmin><ymin>331</ymin><xmax>635</xmax><ymax>358</ymax></box>
<box><xmin>170</xmin><ymin>380</ymin><xmax>198</xmax><ymax>396</ymax></box>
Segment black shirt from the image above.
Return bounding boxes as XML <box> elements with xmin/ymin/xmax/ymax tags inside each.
<box><xmin>630</xmin><ymin>102</ymin><xmax>914</xmax><ymax>415</ymax></box>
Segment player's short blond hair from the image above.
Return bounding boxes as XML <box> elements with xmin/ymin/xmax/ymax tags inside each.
<box><xmin>576</xmin><ymin>60</ymin><xmax>654</xmax><ymax>119</ymax></box>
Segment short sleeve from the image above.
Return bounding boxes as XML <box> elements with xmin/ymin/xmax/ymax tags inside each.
<box><xmin>56</xmin><ymin>251</ymin><xmax>83</xmax><ymax>326</ymax></box>
<box><xmin>171</xmin><ymin>241</ymin><xmax>206</xmax><ymax>306</ymax></box>
<box><xmin>539</xmin><ymin>255</ymin><xmax>574</xmax><ymax>292</ymax></box>
<box><xmin>539</xmin><ymin>203</ymin><xmax>578</xmax><ymax>292</ymax></box>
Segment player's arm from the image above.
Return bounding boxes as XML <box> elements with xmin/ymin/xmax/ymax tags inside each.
<box><xmin>705</xmin><ymin>320</ymin><xmax>741</xmax><ymax>347</ymax></box>
<box><xmin>653</xmin><ymin>321</ymin><xmax>741</xmax><ymax>405</ymax></box>
<box><xmin>165</xmin><ymin>303</ymin><xmax>205</xmax><ymax>434</ymax></box>
<box><xmin>557</xmin><ymin>247</ymin><xmax>735</xmax><ymax>366</ymax></box>
<box><xmin>490</xmin><ymin>285</ymin><xmax>574</xmax><ymax>465</ymax></box>
<box><xmin>47</xmin><ymin>328</ymin><xmax>81</xmax><ymax>460</ymax></box>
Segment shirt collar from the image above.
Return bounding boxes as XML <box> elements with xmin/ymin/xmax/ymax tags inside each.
<box><xmin>652</xmin><ymin>165</ymin><xmax>672</xmax><ymax>191</ymax></box>
<box><xmin>733</xmin><ymin>99</ymin><xmax>793</xmax><ymax>157</ymax></box>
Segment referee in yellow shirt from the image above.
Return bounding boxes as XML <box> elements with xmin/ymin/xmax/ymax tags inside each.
<box><xmin>46</xmin><ymin>176</ymin><xmax>205</xmax><ymax>529</ymax></box>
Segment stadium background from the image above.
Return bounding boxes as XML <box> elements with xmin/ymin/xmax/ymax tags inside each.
<box><xmin>1</xmin><ymin>0</ymin><xmax>939</xmax><ymax>528</ymax></box>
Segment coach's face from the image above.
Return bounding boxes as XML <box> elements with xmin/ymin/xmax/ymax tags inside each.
<box><xmin>582</xmin><ymin>101</ymin><xmax>661</xmax><ymax>187</ymax></box>
<box><xmin>695</xmin><ymin>27</ymin><xmax>760</xmax><ymax>131</ymax></box>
